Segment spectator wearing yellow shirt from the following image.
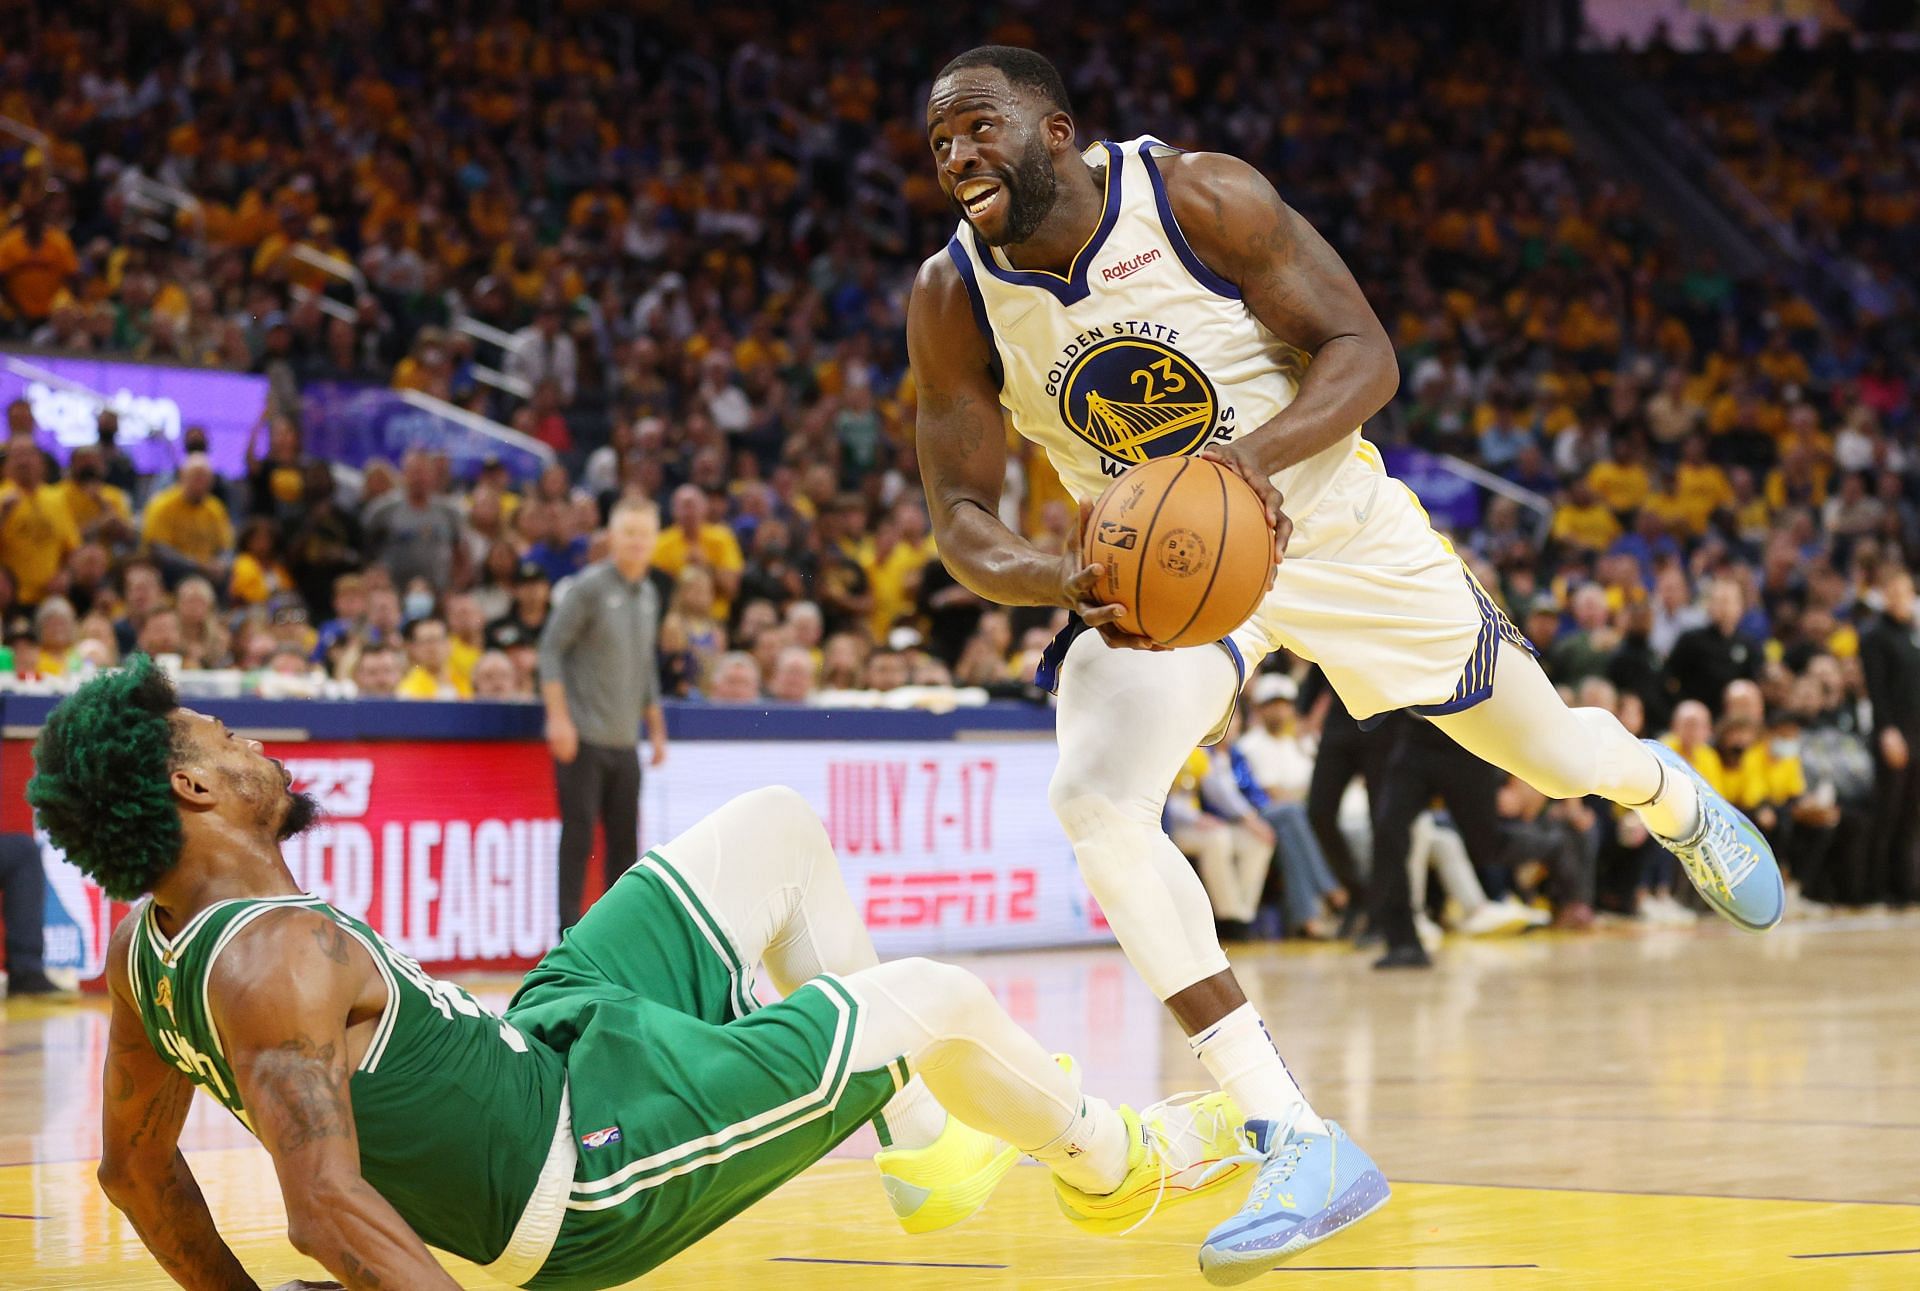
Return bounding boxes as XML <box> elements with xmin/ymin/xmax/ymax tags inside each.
<box><xmin>1662</xmin><ymin>700</ymin><xmax>1726</xmax><ymax>794</ymax></box>
<box><xmin>395</xmin><ymin>616</ymin><xmax>473</xmax><ymax>700</ymax></box>
<box><xmin>1669</xmin><ymin>436</ymin><xmax>1735</xmax><ymax>536</ymax></box>
<box><xmin>1584</xmin><ymin>434</ymin><xmax>1652</xmax><ymax>517</ymax></box>
<box><xmin>1643</xmin><ymin>368</ymin><xmax>1702</xmax><ymax>448</ymax></box>
<box><xmin>142</xmin><ymin>454</ymin><xmax>235</xmax><ymax>583</ymax></box>
<box><xmin>1715</xmin><ymin>682</ymin><xmax>1805</xmax><ymax>836</ymax></box>
<box><xmin>0</xmin><ymin>437</ymin><xmax>78</xmax><ymax>605</ymax></box>
<box><xmin>51</xmin><ymin>445</ymin><xmax>134</xmax><ymax>548</ymax></box>
<box><xmin>1755</xmin><ymin>332</ymin><xmax>1811</xmax><ymax>389</ymax></box>
<box><xmin>0</xmin><ymin>204</ymin><xmax>79</xmax><ymax>324</ymax></box>
<box><xmin>864</xmin><ymin>501</ymin><xmax>937</xmax><ymax>641</ymax></box>
<box><xmin>1764</xmin><ymin>444</ymin><xmax>1830</xmax><ymax>511</ymax></box>
<box><xmin>31</xmin><ymin>595</ymin><xmax>79</xmax><ymax>675</ymax></box>
<box><xmin>1551</xmin><ymin>480</ymin><xmax>1623</xmax><ymax>552</ymax></box>
<box><xmin>1640</xmin><ymin>470</ymin><xmax>1695</xmax><ymax>537</ymax></box>
<box><xmin>1727</xmin><ymin>467</ymin><xmax>1772</xmax><ymax>545</ymax></box>
<box><xmin>652</xmin><ymin>484</ymin><xmax>743</xmax><ymax>619</ymax></box>
<box><xmin>444</xmin><ymin>592</ymin><xmax>487</xmax><ymax>694</ymax></box>
<box><xmin>229</xmin><ymin>519</ymin><xmax>295</xmax><ymax>606</ymax></box>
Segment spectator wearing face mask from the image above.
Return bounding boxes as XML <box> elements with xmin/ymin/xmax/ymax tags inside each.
<box><xmin>399</xmin><ymin>578</ymin><xmax>439</xmax><ymax>625</ymax></box>
<box><xmin>51</xmin><ymin>445</ymin><xmax>134</xmax><ymax>551</ymax></box>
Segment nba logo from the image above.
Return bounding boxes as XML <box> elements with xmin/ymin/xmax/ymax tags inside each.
<box><xmin>581</xmin><ymin>1126</ymin><xmax>623</xmax><ymax>1150</ymax></box>
<box><xmin>39</xmin><ymin>831</ymin><xmax>113</xmax><ymax>981</ymax></box>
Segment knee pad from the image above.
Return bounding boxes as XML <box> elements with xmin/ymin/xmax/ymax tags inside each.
<box><xmin>1048</xmin><ymin>790</ymin><xmax>1150</xmax><ymax>900</ymax></box>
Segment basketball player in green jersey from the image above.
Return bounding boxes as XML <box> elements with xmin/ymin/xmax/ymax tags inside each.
<box><xmin>33</xmin><ymin>656</ymin><xmax>1249</xmax><ymax>1290</ymax></box>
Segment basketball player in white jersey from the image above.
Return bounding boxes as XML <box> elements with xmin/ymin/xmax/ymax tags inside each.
<box><xmin>909</xmin><ymin>46</ymin><xmax>1784</xmax><ymax>1284</ymax></box>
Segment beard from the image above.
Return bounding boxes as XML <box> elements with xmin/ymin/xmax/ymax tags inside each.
<box><xmin>277</xmin><ymin>789</ymin><xmax>321</xmax><ymax>841</ymax></box>
<box><xmin>956</xmin><ymin>131</ymin><xmax>1059</xmax><ymax>247</ymax></box>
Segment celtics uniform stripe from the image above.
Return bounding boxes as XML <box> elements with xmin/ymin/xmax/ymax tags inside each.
<box><xmin>143</xmin><ymin>893</ymin><xmax>315</xmax><ymax>965</ymax></box>
<box><xmin>565</xmin><ymin>974</ymin><xmax>862</xmax><ymax>1212</ymax></box>
<box><xmin>197</xmin><ymin>899</ymin><xmax>327</xmax><ymax>1066</ymax></box>
<box><xmin>638</xmin><ymin>851</ymin><xmax>757</xmax><ymax>1018</ymax></box>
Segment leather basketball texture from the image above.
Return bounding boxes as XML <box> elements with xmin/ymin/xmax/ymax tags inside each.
<box><xmin>1080</xmin><ymin>456</ymin><xmax>1271</xmax><ymax>648</ymax></box>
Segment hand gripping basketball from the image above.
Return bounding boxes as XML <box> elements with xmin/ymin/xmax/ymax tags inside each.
<box><xmin>1063</xmin><ymin>501</ymin><xmax>1168</xmax><ymax>651</ymax></box>
<box><xmin>1200</xmin><ymin>442</ymin><xmax>1293</xmax><ymax>565</ymax></box>
<box><xmin>1080</xmin><ymin>454</ymin><xmax>1283</xmax><ymax>648</ymax></box>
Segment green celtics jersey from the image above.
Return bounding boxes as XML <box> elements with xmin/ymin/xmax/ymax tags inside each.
<box><xmin>126</xmin><ymin>894</ymin><xmax>569</xmax><ymax>1274</ymax></box>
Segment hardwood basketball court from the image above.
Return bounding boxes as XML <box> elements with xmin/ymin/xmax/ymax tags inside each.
<box><xmin>6</xmin><ymin>917</ymin><xmax>1917</xmax><ymax>1288</ymax></box>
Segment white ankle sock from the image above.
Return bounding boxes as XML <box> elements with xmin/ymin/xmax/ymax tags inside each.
<box><xmin>1188</xmin><ymin>1003</ymin><xmax>1327</xmax><ymax>1135</ymax></box>
<box><xmin>875</xmin><ymin>1075</ymin><xmax>947</xmax><ymax>1150</ymax></box>
<box><xmin>1630</xmin><ymin>746</ymin><xmax>1701</xmax><ymax>841</ymax></box>
<box><xmin>1029</xmin><ymin>1092</ymin><xmax>1130</xmax><ymax>1195</ymax></box>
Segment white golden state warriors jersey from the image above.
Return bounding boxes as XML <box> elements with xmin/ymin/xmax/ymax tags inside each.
<box><xmin>946</xmin><ymin>136</ymin><xmax>1358</xmax><ymax>520</ymax></box>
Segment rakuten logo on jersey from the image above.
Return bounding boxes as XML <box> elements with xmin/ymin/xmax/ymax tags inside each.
<box><xmin>864</xmin><ymin>869</ymin><xmax>1038</xmax><ymax>929</ymax></box>
<box><xmin>1101</xmin><ymin>248</ymin><xmax>1161</xmax><ymax>282</ymax></box>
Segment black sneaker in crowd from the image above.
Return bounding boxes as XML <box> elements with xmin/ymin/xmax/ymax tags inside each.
<box><xmin>1372</xmin><ymin>944</ymin><xmax>1433</xmax><ymax>971</ymax></box>
<box><xmin>7</xmin><ymin>971</ymin><xmax>75</xmax><ymax>997</ymax></box>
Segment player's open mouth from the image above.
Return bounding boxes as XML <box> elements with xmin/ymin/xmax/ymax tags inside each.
<box><xmin>957</xmin><ymin>178</ymin><xmax>1004</xmax><ymax>221</ymax></box>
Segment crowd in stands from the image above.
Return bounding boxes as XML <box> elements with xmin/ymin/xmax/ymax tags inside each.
<box><xmin>0</xmin><ymin>0</ymin><xmax>1916</xmax><ymax>935</ymax></box>
<box><xmin>1628</xmin><ymin>25</ymin><xmax>1920</xmax><ymax>329</ymax></box>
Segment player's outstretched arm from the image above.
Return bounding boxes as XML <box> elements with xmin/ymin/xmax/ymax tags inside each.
<box><xmin>1166</xmin><ymin>152</ymin><xmax>1399</xmax><ymax>485</ymax></box>
<box><xmin>211</xmin><ymin>911</ymin><xmax>463</xmax><ymax>1291</ymax></box>
<box><xmin>909</xmin><ymin>255</ymin><xmax>1150</xmax><ymax>644</ymax></box>
<box><xmin>97</xmin><ymin>915</ymin><xmax>260</xmax><ymax>1291</ymax></box>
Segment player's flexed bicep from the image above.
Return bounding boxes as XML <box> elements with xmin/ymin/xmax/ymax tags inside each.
<box><xmin>211</xmin><ymin>911</ymin><xmax>463</xmax><ymax>1291</ymax></box>
<box><xmin>1163</xmin><ymin>151</ymin><xmax>1398</xmax><ymax>525</ymax></box>
<box><xmin>909</xmin><ymin>254</ymin><xmax>1158</xmax><ymax>648</ymax></box>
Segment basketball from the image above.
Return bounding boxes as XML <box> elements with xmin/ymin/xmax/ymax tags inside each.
<box><xmin>1081</xmin><ymin>456</ymin><xmax>1272</xmax><ymax>648</ymax></box>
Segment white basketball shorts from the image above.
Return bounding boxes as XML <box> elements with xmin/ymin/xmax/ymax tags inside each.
<box><xmin>1225</xmin><ymin>439</ymin><xmax>1530</xmax><ymax>723</ymax></box>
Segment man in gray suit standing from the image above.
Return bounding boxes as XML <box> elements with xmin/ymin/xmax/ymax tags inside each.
<box><xmin>539</xmin><ymin>497</ymin><xmax>669</xmax><ymax>931</ymax></box>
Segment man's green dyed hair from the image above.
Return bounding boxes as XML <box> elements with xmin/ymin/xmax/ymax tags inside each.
<box><xmin>27</xmin><ymin>654</ymin><xmax>189</xmax><ymax>900</ymax></box>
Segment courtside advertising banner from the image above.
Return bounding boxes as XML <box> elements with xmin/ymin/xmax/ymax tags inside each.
<box><xmin>0</xmin><ymin>351</ymin><xmax>270</xmax><ymax>477</ymax></box>
<box><xmin>4</xmin><ymin>738</ymin><xmax>560</xmax><ymax>980</ymax></box>
<box><xmin>642</xmin><ymin>740</ymin><xmax>1112</xmax><ymax>957</ymax></box>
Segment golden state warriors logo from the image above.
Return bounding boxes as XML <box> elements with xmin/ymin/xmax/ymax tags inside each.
<box><xmin>1058</xmin><ymin>337</ymin><xmax>1218</xmax><ymax>467</ymax></box>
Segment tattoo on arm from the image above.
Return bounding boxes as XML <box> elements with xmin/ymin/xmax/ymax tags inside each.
<box><xmin>253</xmin><ymin>1037</ymin><xmax>352</xmax><ymax>1150</ymax></box>
<box><xmin>921</xmin><ymin>383</ymin><xmax>987</xmax><ymax>458</ymax></box>
<box><xmin>125</xmin><ymin>1077</ymin><xmax>194</xmax><ymax>1154</ymax></box>
<box><xmin>342</xmin><ymin>1251</ymin><xmax>389</xmax><ymax>1290</ymax></box>
<box><xmin>311</xmin><ymin>920</ymin><xmax>354</xmax><ymax>966</ymax></box>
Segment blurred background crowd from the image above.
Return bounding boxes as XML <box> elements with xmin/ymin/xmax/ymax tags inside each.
<box><xmin>0</xmin><ymin>0</ymin><xmax>1916</xmax><ymax>940</ymax></box>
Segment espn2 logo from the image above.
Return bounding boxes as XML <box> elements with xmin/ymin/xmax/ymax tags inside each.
<box><xmin>865</xmin><ymin>869</ymin><xmax>1038</xmax><ymax>928</ymax></box>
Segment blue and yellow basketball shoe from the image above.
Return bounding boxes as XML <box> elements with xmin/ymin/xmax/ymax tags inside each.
<box><xmin>1197</xmin><ymin>1118</ymin><xmax>1389</xmax><ymax>1285</ymax></box>
<box><xmin>1644</xmin><ymin>740</ymin><xmax>1785</xmax><ymax>931</ymax></box>
<box><xmin>875</xmin><ymin>1116</ymin><xmax>1018</xmax><ymax>1234</ymax></box>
